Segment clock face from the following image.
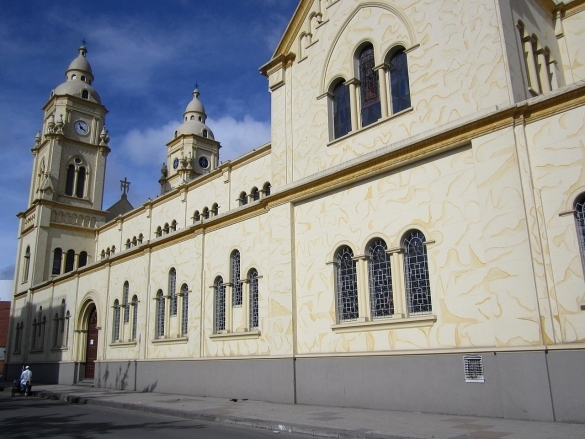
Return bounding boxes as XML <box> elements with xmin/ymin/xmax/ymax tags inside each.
<box><xmin>74</xmin><ymin>120</ymin><xmax>89</xmax><ymax>135</ymax></box>
<box><xmin>173</xmin><ymin>158</ymin><xmax>179</xmax><ymax>169</ymax></box>
<box><xmin>199</xmin><ymin>156</ymin><xmax>209</xmax><ymax>169</ymax></box>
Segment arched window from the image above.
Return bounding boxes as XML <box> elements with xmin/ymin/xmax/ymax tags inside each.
<box><xmin>65</xmin><ymin>249</ymin><xmax>75</xmax><ymax>272</ymax></box>
<box><xmin>125</xmin><ymin>239</ymin><xmax>131</xmax><ymax>249</ymax></box>
<box><xmin>123</xmin><ymin>281</ymin><xmax>130</xmax><ymax>323</ymax></box>
<box><xmin>389</xmin><ymin>49</ymin><xmax>411</xmax><ymax>114</ymax></box>
<box><xmin>163</xmin><ymin>223</ymin><xmax>170</xmax><ymax>234</ymax></box>
<box><xmin>82</xmin><ymin>90</ymin><xmax>89</xmax><ymax>99</ymax></box>
<box><xmin>193</xmin><ymin>211</ymin><xmax>200</xmax><ymax>222</ymax></box>
<box><xmin>100</xmin><ymin>250</ymin><xmax>106</xmax><ymax>260</ymax></box>
<box><xmin>239</xmin><ymin>192</ymin><xmax>248</xmax><ymax>206</ymax></box>
<box><xmin>53</xmin><ymin>313</ymin><xmax>59</xmax><ymax>347</ymax></box>
<box><xmin>138</xmin><ymin>234</ymin><xmax>144</xmax><ymax>244</ymax></box>
<box><xmin>203</xmin><ymin>129</ymin><xmax>208</xmax><ymax>138</ymax></box>
<box><xmin>214</xmin><ymin>277</ymin><xmax>225</xmax><ymax>333</ymax></box>
<box><xmin>202</xmin><ymin>207</ymin><xmax>209</xmax><ymax>219</ymax></box>
<box><xmin>76</xmin><ymin>167</ymin><xmax>86</xmax><ymax>198</ymax></box>
<box><xmin>169</xmin><ymin>268</ymin><xmax>177</xmax><ymax>316</ymax></box>
<box><xmin>78</xmin><ymin>251</ymin><xmax>88</xmax><ymax>268</ymax></box>
<box><xmin>155</xmin><ymin>289</ymin><xmax>165</xmax><ymax>339</ymax></box>
<box><xmin>52</xmin><ymin>248</ymin><xmax>63</xmax><ymax>275</ymax></box>
<box><xmin>251</xmin><ymin>187</ymin><xmax>260</xmax><ymax>201</ymax></box>
<box><xmin>111</xmin><ymin>245</ymin><xmax>115</xmax><ymax>254</ymax></box>
<box><xmin>335</xmin><ymin>245</ymin><xmax>358</xmax><ymax>322</ymax></box>
<box><xmin>359</xmin><ymin>44</ymin><xmax>381</xmax><ymax>127</ymax></box>
<box><xmin>332</xmin><ymin>81</ymin><xmax>351</xmax><ymax>139</ymax></box>
<box><xmin>112</xmin><ymin>299</ymin><xmax>120</xmax><ymax>342</ymax></box>
<box><xmin>132</xmin><ymin>236</ymin><xmax>137</xmax><ymax>246</ymax></box>
<box><xmin>65</xmin><ymin>165</ymin><xmax>75</xmax><ymax>196</ymax></box>
<box><xmin>367</xmin><ymin>238</ymin><xmax>393</xmax><ymax>318</ymax></box>
<box><xmin>231</xmin><ymin>250</ymin><xmax>242</xmax><ymax>306</ymax></box>
<box><xmin>249</xmin><ymin>269</ymin><xmax>259</xmax><ymax>330</ymax></box>
<box><xmin>180</xmin><ymin>283</ymin><xmax>189</xmax><ymax>336</ymax></box>
<box><xmin>263</xmin><ymin>182</ymin><xmax>271</xmax><ymax>197</ymax></box>
<box><xmin>170</xmin><ymin>220</ymin><xmax>177</xmax><ymax>232</ymax></box>
<box><xmin>22</xmin><ymin>246</ymin><xmax>31</xmax><ymax>282</ymax></box>
<box><xmin>403</xmin><ymin>230</ymin><xmax>432</xmax><ymax>315</ymax></box>
<box><xmin>575</xmin><ymin>195</ymin><xmax>585</xmax><ymax>270</ymax></box>
<box><xmin>131</xmin><ymin>295</ymin><xmax>138</xmax><ymax>341</ymax></box>
<box><xmin>156</xmin><ymin>226</ymin><xmax>162</xmax><ymax>237</ymax></box>
<box><xmin>65</xmin><ymin>311</ymin><xmax>70</xmax><ymax>346</ymax></box>
<box><xmin>211</xmin><ymin>203</ymin><xmax>219</xmax><ymax>216</ymax></box>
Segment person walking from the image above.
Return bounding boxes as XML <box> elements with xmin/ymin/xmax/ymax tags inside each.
<box><xmin>20</xmin><ymin>366</ymin><xmax>32</xmax><ymax>390</ymax></box>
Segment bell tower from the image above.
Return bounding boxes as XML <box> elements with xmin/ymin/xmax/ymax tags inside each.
<box><xmin>14</xmin><ymin>44</ymin><xmax>110</xmax><ymax>290</ymax></box>
<box><xmin>159</xmin><ymin>88</ymin><xmax>221</xmax><ymax>194</ymax></box>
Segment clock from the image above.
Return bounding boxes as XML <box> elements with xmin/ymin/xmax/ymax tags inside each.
<box><xmin>173</xmin><ymin>158</ymin><xmax>179</xmax><ymax>169</ymax></box>
<box><xmin>198</xmin><ymin>156</ymin><xmax>209</xmax><ymax>169</ymax></box>
<box><xmin>74</xmin><ymin>120</ymin><xmax>89</xmax><ymax>135</ymax></box>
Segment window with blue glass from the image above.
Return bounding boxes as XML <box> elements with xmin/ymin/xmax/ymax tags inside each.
<box><xmin>332</xmin><ymin>81</ymin><xmax>351</xmax><ymax>139</ymax></box>
<box><xmin>389</xmin><ymin>49</ymin><xmax>411</xmax><ymax>114</ymax></box>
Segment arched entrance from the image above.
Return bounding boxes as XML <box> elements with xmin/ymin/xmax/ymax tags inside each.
<box><xmin>85</xmin><ymin>305</ymin><xmax>98</xmax><ymax>379</ymax></box>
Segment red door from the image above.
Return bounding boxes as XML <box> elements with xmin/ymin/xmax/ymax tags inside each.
<box><xmin>85</xmin><ymin>306</ymin><xmax>98</xmax><ymax>379</ymax></box>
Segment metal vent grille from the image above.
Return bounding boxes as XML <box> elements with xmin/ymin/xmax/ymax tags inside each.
<box><xmin>464</xmin><ymin>355</ymin><xmax>485</xmax><ymax>383</ymax></box>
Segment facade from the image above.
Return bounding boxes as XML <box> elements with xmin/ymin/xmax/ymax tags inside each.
<box><xmin>0</xmin><ymin>301</ymin><xmax>10</xmax><ymax>374</ymax></box>
<box><xmin>6</xmin><ymin>0</ymin><xmax>585</xmax><ymax>423</ymax></box>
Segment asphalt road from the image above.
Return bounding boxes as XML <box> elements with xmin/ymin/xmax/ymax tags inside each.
<box><xmin>0</xmin><ymin>393</ymin><xmax>308</xmax><ymax>439</ymax></box>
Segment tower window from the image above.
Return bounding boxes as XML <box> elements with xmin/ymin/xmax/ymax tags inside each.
<box><xmin>78</xmin><ymin>251</ymin><xmax>88</xmax><ymax>268</ymax></box>
<box><xmin>203</xmin><ymin>129</ymin><xmax>208</xmax><ymax>138</ymax></box>
<box><xmin>389</xmin><ymin>49</ymin><xmax>411</xmax><ymax>114</ymax></box>
<box><xmin>190</xmin><ymin>116</ymin><xmax>195</xmax><ymax>120</ymax></box>
<box><xmin>65</xmin><ymin>249</ymin><xmax>75</xmax><ymax>273</ymax></box>
<box><xmin>65</xmin><ymin>160</ymin><xmax>87</xmax><ymax>198</ymax></box>
<box><xmin>156</xmin><ymin>289</ymin><xmax>165</xmax><ymax>339</ymax></box>
<box><xmin>214</xmin><ymin>276</ymin><xmax>225</xmax><ymax>333</ymax></box>
<box><xmin>81</xmin><ymin>75</ymin><xmax>86</xmax><ymax>82</ymax></box>
<box><xmin>359</xmin><ymin>44</ymin><xmax>381</xmax><ymax>127</ymax></box>
<box><xmin>82</xmin><ymin>90</ymin><xmax>89</xmax><ymax>99</ymax></box>
<box><xmin>71</xmin><ymin>74</ymin><xmax>77</xmax><ymax>80</ymax></box>
<box><xmin>52</xmin><ymin>248</ymin><xmax>63</xmax><ymax>275</ymax></box>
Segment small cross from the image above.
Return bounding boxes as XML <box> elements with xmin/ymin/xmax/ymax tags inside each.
<box><xmin>120</xmin><ymin>177</ymin><xmax>130</xmax><ymax>195</ymax></box>
<box><xmin>194</xmin><ymin>82</ymin><xmax>199</xmax><ymax>89</ymax></box>
<box><xmin>81</xmin><ymin>39</ymin><xmax>87</xmax><ymax>46</ymax></box>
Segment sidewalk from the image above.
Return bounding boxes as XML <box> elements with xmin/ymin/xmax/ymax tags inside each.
<box><xmin>2</xmin><ymin>382</ymin><xmax>585</xmax><ymax>439</ymax></box>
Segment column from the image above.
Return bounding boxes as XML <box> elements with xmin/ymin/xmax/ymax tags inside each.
<box><xmin>176</xmin><ymin>290</ymin><xmax>184</xmax><ymax>337</ymax></box>
<box><xmin>374</xmin><ymin>64</ymin><xmax>389</xmax><ymax>118</ymax></box>
<box><xmin>388</xmin><ymin>249</ymin><xmax>405</xmax><ymax>317</ymax></box>
<box><xmin>523</xmin><ymin>37</ymin><xmax>540</xmax><ymax>94</ymax></box>
<box><xmin>241</xmin><ymin>279</ymin><xmax>250</xmax><ymax>331</ymax></box>
<box><xmin>537</xmin><ymin>50</ymin><xmax>551</xmax><ymax>94</ymax></box>
<box><xmin>225</xmin><ymin>283</ymin><xmax>233</xmax><ymax>333</ymax></box>
<box><xmin>345</xmin><ymin>78</ymin><xmax>360</xmax><ymax>132</ymax></box>
<box><xmin>353</xmin><ymin>255</ymin><xmax>369</xmax><ymax>321</ymax></box>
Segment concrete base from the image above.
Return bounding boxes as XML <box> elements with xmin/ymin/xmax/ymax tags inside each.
<box><xmin>6</xmin><ymin>349</ymin><xmax>585</xmax><ymax>422</ymax></box>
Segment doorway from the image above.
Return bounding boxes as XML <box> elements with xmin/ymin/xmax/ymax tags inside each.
<box><xmin>85</xmin><ymin>306</ymin><xmax>98</xmax><ymax>379</ymax></box>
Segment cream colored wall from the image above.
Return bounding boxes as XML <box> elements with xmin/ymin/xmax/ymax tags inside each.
<box><xmin>269</xmin><ymin>0</ymin><xmax>513</xmax><ymax>184</ymax></box>
<box><xmin>120</xmin><ymin>209</ymin><xmax>150</xmax><ymax>247</ymax></box>
<box><xmin>185</xmin><ymin>174</ymin><xmax>227</xmax><ymax>218</ymax></box>
<box><xmin>229</xmin><ymin>153</ymin><xmax>272</xmax><ymax>203</ymax></box>
<box><xmin>526</xmin><ymin>104</ymin><xmax>585</xmax><ymax>344</ymax></box>
<box><xmin>150</xmin><ymin>192</ymin><xmax>185</xmax><ymax>232</ymax></box>
<box><xmin>561</xmin><ymin>9</ymin><xmax>585</xmax><ymax>82</ymax></box>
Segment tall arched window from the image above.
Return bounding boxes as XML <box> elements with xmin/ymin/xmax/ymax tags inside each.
<box><xmin>403</xmin><ymin>230</ymin><xmax>432</xmax><ymax>315</ymax></box>
<box><xmin>214</xmin><ymin>276</ymin><xmax>225</xmax><ymax>333</ymax></box>
<box><xmin>389</xmin><ymin>49</ymin><xmax>411</xmax><ymax>113</ymax></box>
<box><xmin>251</xmin><ymin>187</ymin><xmax>260</xmax><ymax>201</ymax></box>
<box><xmin>367</xmin><ymin>238</ymin><xmax>393</xmax><ymax>318</ymax></box>
<box><xmin>78</xmin><ymin>251</ymin><xmax>88</xmax><ymax>268</ymax></box>
<box><xmin>65</xmin><ymin>165</ymin><xmax>75</xmax><ymax>196</ymax></box>
<box><xmin>53</xmin><ymin>313</ymin><xmax>59</xmax><ymax>347</ymax></box>
<box><xmin>155</xmin><ymin>289</ymin><xmax>165</xmax><ymax>339</ymax></box>
<box><xmin>169</xmin><ymin>268</ymin><xmax>177</xmax><ymax>316</ymax></box>
<box><xmin>359</xmin><ymin>44</ymin><xmax>381</xmax><ymax>127</ymax></box>
<box><xmin>170</xmin><ymin>220</ymin><xmax>177</xmax><ymax>232</ymax></box>
<box><xmin>193</xmin><ymin>211</ymin><xmax>200</xmax><ymax>222</ymax></box>
<box><xmin>335</xmin><ymin>245</ymin><xmax>358</xmax><ymax>321</ymax></box>
<box><xmin>332</xmin><ymin>81</ymin><xmax>351</xmax><ymax>139</ymax></box>
<box><xmin>211</xmin><ymin>203</ymin><xmax>219</xmax><ymax>216</ymax></box>
<box><xmin>575</xmin><ymin>195</ymin><xmax>585</xmax><ymax>270</ymax></box>
<box><xmin>239</xmin><ymin>192</ymin><xmax>248</xmax><ymax>206</ymax></box>
<box><xmin>65</xmin><ymin>249</ymin><xmax>75</xmax><ymax>272</ymax></box>
<box><xmin>76</xmin><ymin>167</ymin><xmax>86</xmax><ymax>198</ymax></box>
<box><xmin>249</xmin><ymin>269</ymin><xmax>259</xmax><ymax>330</ymax></box>
<box><xmin>202</xmin><ymin>207</ymin><xmax>209</xmax><ymax>219</ymax></box>
<box><xmin>131</xmin><ymin>295</ymin><xmax>138</xmax><ymax>341</ymax></box>
<box><xmin>112</xmin><ymin>299</ymin><xmax>120</xmax><ymax>342</ymax></box>
<box><xmin>231</xmin><ymin>250</ymin><xmax>242</xmax><ymax>306</ymax></box>
<box><xmin>263</xmin><ymin>182</ymin><xmax>271</xmax><ymax>197</ymax></box>
<box><xmin>180</xmin><ymin>283</ymin><xmax>189</xmax><ymax>336</ymax></box>
<box><xmin>123</xmin><ymin>281</ymin><xmax>130</xmax><ymax>323</ymax></box>
<box><xmin>22</xmin><ymin>246</ymin><xmax>31</xmax><ymax>282</ymax></box>
<box><xmin>52</xmin><ymin>248</ymin><xmax>63</xmax><ymax>275</ymax></box>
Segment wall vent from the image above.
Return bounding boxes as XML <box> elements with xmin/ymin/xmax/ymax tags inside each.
<box><xmin>463</xmin><ymin>355</ymin><xmax>484</xmax><ymax>383</ymax></box>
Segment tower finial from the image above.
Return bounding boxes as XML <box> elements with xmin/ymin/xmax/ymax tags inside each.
<box><xmin>120</xmin><ymin>177</ymin><xmax>131</xmax><ymax>197</ymax></box>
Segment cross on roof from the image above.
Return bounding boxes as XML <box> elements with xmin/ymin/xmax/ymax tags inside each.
<box><xmin>120</xmin><ymin>177</ymin><xmax>130</xmax><ymax>195</ymax></box>
<box><xmin>81</xmin><ymin>39</ymin><xmax>87</xmax><ymax>46</ymax></box>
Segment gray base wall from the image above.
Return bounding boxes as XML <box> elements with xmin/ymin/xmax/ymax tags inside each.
<box><xmin>7</xmin><ymin>350</ymin><xmax>585</xmax><ymax>422</ymax></box>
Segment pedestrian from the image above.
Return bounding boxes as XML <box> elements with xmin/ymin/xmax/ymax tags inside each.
<box><xmin>20</xmin><ymin>365</ymin><xmax>32</xmax><ymax>390</ymax></box>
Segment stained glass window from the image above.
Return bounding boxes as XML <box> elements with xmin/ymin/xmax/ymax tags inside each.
<box><xmin>335</xmin><ymin>246</ymin><xmax>359</xmax><ymax>321</ymax></box>
<box><xmin>131</xmin><ymin>296</ymin><xmax>138</xmax><ymax>341</ymax></box>
<box><xmin>112</xmin><ymin>300</ymin><xmax>120</xmax><ymax>342</ymax></box>
<box><xmin>367</xmin><ymin>238</ymin><xmax>394</xmax><ymax>318</ymax></box>
<box><xmin>575</xmin><ymin>196</ymin><xmax>585</xmax><ymax>269</ymax></box>
<box><xmin>181</xmin><ymin>284</ymin><xmax>189</xmax><ymax>336</ymax></box>
<box><xmin>403</xmin><ymin>230</ymin><xmax>432</xmax><ymax>315</ymax></box>
<box><xmin>359</xmin><ymin>45</ymin><xmax>381</xmax><ymax>127</ymax></box>
<box><xmin>390</xmin><ymin>49</ymin><xmax>411</xmax><ymax>114</ymax></box>
<box><xmin>169</xmin><ymin>268</ymin><xmax>177</xmax><ymax>316</ymax></box>
<box><xmin>249</xmin><ymin>269</ymin><xmax>259</xmax><ymax>329</ymax></box>
<box><xmin>214</xmin><ymin>277</ymin><xmax>225</xmax><ymax>332</ymax></box>
<box><xmin>52</xmin><ymin>248</ymin><xmax>62</xmax><ymax>275</ymax></box>
<box><xmin>333</xmin><ymin>81</ymin><xmax>351</xmax><ymax>139</ymax></box>
<box><xmin>156</xmin><ymin>290</ymin><xmax>165</xmax><ymax>339</ymax></box>
<box><xmin>231</xmin><ymin>251</ymin><xmax>242</xmax><ymax>306</ymax></box>
<box><xmin>123</xmin><ymin>282</ymin><xmax>130</xmax><ymax>323</ymax></box>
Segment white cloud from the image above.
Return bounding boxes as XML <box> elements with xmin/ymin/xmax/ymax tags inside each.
<box><xmin>207</xmin><ymin>116</ymin><xmax>271</xmax><ymax>161</ymax></box>
<box><xmin>0</xmin><ymin>280</ymin><xmax>13</xmax><ymax>301</ymax></box>
<box><xmin>117</xmin><ymin>121</ymin><xmax>176</xmax><ymax>166</ymax></box>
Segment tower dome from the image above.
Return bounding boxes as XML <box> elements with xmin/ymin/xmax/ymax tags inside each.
<box><xmin>175</xmin><ymin>89</ymin><xmax>214</xmax><ymax>140</ymax></box>
<box><xmin>52</xmin><ymin>44</ymin><xmax>101</xmax><ymax>103</ymax></box>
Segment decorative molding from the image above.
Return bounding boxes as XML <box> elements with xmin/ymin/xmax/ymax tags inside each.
<box><xmin>210</xmin><ymin>330</ymin><xmax>261</xmax><ymax>341</ymax></box>
<box><xmin>331</xmin><ymin>314</ymin><xmax>437</xmax><ymax>333</ymax></box>
<box><xmin>151</xmin><ymin>336</ymin><xmax>188</xmax><ymax>345</ymax></box>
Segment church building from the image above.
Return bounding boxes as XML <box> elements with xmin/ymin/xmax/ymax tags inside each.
<box><xmin>6</xmin><ymin>0</ymin><xmax>585</xmax><ymax>423</ymax></box>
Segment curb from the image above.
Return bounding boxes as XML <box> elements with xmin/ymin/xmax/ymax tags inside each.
<box><xmin>36</xmin><ymin>390</ymin><xmax>415</xmax><ymax>439</ymax></box>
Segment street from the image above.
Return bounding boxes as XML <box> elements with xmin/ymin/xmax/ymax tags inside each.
<box><xmin>0</xmin><ymin>393</ymin><xmax>307</xmax><ymax>439</ymax></box>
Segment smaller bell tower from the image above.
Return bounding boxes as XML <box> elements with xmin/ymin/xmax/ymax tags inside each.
<box><xmin>15</xmin><ymin>44</ymin><xmax>110</xmax><ymax>289</ymax></box>
<box><xmin>159</xmin><ymin>88</ymin><xmax>221</xmax><ymax>194</ymax></box>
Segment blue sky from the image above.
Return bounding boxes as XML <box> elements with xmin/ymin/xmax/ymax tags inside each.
<box><xmin>0</xmin><ymin>0</ymin><xmax>299</xmax><ymax>298</ymax></box>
